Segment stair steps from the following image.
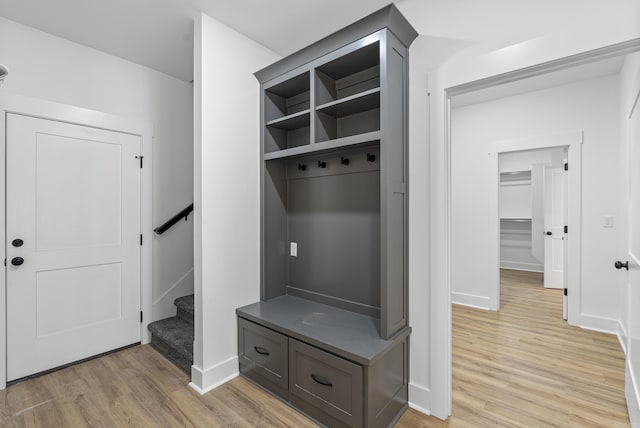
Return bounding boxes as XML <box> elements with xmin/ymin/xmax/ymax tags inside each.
<box><xmin>148</xmin><ymin>294</ymin><xmax>194</xmax><ymax>373</ymax></box>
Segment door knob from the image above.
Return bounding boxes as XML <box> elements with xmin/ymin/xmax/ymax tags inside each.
<box><xmin>615</xmin><ymin>260</ymin><xmax>629</xmax><ymax>270</ymax></box>
<box><xmin>546</xmin><ymin>231</ymin><xmax>552</xmax><ymax>236</ymax></box>
<box><xmin>11</xmin><ymin>257</ymin><xmax>24</xmax><ymax>266</ymax></box>
<box><xmin>11</xmin><ymin>239</ymin><xmax>23</xmax><ymax>247</ymax></box>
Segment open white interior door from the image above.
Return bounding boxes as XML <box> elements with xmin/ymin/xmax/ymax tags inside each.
<box><xmin>626</xmin><ymin>72</ymin><xmax>640</xmax><ymax>426</ymax></box>
<box><xmin>530</xmin><ymin>163</ymin><xmax>546</xmax><ymax>263</ymax></box>
<box><xmin>543</xmin><ymin>166</ymin><xmax>566</xmax><ymax>289</ymax></box>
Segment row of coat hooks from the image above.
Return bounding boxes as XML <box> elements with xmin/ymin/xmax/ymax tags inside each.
<box><xmin>297</xmin><ymin>153</ymin><xmax>376</xmax><ymax>171</ymax></box>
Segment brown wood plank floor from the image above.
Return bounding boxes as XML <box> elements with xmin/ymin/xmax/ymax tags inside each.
<box><xmin>0</xmin><ymin>269</ymin><xmax>628</xmax><ymax>427</ymax></box>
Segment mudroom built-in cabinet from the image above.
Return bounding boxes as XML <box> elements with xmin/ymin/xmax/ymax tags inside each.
<box><xmin>235</xmin><ymin>5</ymin><xmax>417</xmax><ymax>428</ymax></box>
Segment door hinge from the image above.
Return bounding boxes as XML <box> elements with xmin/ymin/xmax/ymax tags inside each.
<box><xmin>140</xmin><ymin>234</ymin><xmax>143</xmax><ymax>245</ymax></box>
<box><xmin>564</xmin><ymin>225</ymin><xmax>568</xmax><ymax>234</ymax></box>
<box><xmin>135</xmin><ymin>155</ymin><xmax>144</xmax><ymax>168</ymax></box>
<box><xmin>564</xmin><ymin>288</ymin><xmax>567</xmax><ymax>296</ymax></box>
<box><xmin>140</xmin><ymin>311</ymin><xmax>143</xmax><ymax>323</ymax></box>
<box><xmin>564</xmin><ymin>162</ymin><xmax>568</xmax><ymax>171</ymax></box>
<box><xmin>3</xmin><ymin>258</ymin><xmax>5</xmax><ymax>267</ymax></box>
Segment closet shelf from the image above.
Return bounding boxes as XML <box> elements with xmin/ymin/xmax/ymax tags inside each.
<box><xmin>500</xmin><ymin>218</ymin><xmax>532</xmax><ymax>221</ymax></box>
<box><xmin>315</xmin><ymin>87</ymin><xmax>380</xmax><ymax>117</ymax></box>
<box><xmin>500</xmin><ymin>170</ymin><xmax>532</xmax><ymax>185</ymax></box>
<box><xmin>263</xmin><ymin>130</ymin><xmax>381</xmax><ymax>160</ymax></box>
<box><xmin>266</xmin><ymin>109</ymin><xmax>310</xmax><ymax>130</ymax></box>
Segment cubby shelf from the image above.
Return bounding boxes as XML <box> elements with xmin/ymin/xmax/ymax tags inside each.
<box><xmin>263</xmin><ymin>131</ymin><xmax>381</xmax><ymax>161</ymax></box>
<box><xmin>315</xmin><ymin>88</ymin><xmax>380</xmax><ymax>117</ymax></box>
<box><xmin>265</xmin><ymin>109</ymin><xmax>310</xmax><ymax>130</ymax></box>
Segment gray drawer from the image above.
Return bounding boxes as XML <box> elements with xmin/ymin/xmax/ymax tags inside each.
<box><xmin>289</xmin><ymin>339</ymin><xmax>363</xmax><ymax>427</ymax></box>
<box><xmin>238</xmin><ymin>317</ymin><xmax>288</xmax><ymax>390</ymax></box>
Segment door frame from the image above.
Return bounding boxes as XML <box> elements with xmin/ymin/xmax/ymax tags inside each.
<box><xmin>429</xmin><ymin>38</ymin><xmax>640</xmax><ymax>419</ymax></box>
<box><xmin>487</xmin><ymin>133</ymin><xmax>581</xmax><ymax>316</ymax></box>
<box><xmin>0</xmin><ymin>93</ymin><xmax>153</xmax><ymax>389</ymax></box>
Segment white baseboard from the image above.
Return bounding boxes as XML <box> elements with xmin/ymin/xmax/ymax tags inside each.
<box><xmin>152</xmin><ymin>268</ymin><xmax>194</xmax><ymax>322</ymax></box>
<box><xmin>408</xmin><ymin>382</ymin><xmax>431</xmax><ymax>415</ymax></box>
<box><xmin>578</xmin><ymin>314</ymin><xmax>619</xmax><ymax>335</ymax></box>
<box><xmin>499</xmin><ymin>261</ymin><xmax>543</xmax><ymax>272</ymax></box>
<box><xmin>189</xmin><ymin>356</ymin><xmax>238</xmax><ymax>395</ymax></box>
<box><xmin>618</xmin><ymin>320</ymin><xmax>628</xmax><ymax>355</ymax></box>
<box><xmin>451</xmin><ymin>292</ymin><xmax>491</xmax><ymax>310</ymax></box>
<box><xmin>627</xmin><ymin>362</ymin><xmax>640</xmax><ymax>427</ymax></box>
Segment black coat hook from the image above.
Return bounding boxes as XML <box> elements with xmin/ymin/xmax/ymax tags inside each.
<box><xmin>367</xmin><ymin>153</ymin><xmax>376</xmax><ymax>162</ymax></box>
<box><xmin>341</xmin><ymin>157</ymin><xmax>350</xmax><ymax>165</ymax></box>
<box><xmin>318</xmin><ymin>160</ymin><xmax>327</xmax><ymax>168</ymax></box>
<box><xmin>298</xmin><ymin>163</ymin><xmax>306</xmax><ymax>171</ymax></box>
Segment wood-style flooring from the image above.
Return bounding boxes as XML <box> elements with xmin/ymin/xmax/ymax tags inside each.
<box><xmin>446</xmin><ymin>269</ymin><xmax>629</xmax><ymax>427</ymax></box>
<box><xmin>0</xmin><ymin>269</ymin><xmax>628</xmax><ymax>427</ymax></box>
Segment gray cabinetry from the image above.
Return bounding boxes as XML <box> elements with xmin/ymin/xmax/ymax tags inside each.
<box><xmin>238</xmin><ymin>317</ymin><xmax>288</xmax><ymax>397</ymax></box>
<box><xmin>237</xmin><ymin>5</ymin><xmax>416</xmax><ymax>427</ymax></box>
<box><xmin>237</xmin><ymin>296</ymin><xmax>410</xmax><ymax>428</ymax></box>
<box><xmin>290</xmin><ymin>339</ymin><xmax>363</xmax><ymax>427</ymax></box>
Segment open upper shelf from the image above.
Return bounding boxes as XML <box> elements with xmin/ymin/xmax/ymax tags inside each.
<box><xmin>265</xmin><ymin>71</ymin><xmax>310</xmax><ymax>122</ymax></box>
<box><xmin>263</xmin><ymin>42</ymin><xmax>383</xmax><ymax>155</ymax></box>
<box><xmin>315</xmin><ymin>42</ymin><xmax>380</xmax><ymax>106</ymax></box>
<box><xmin>266</xmin><ymin>109</ymin><xmax>310</xmax><ymax>130</ymax></box>
<box><xmin>263</xmin><ymin>131</ymin><xmax>380</xmax><ymax>161</ymax></box>
<box><xmin>314</xmin><ymin>42</ymin><xmax>381</xmax><ymax>144</ymax></box>
<box><xmin>316</xmin><ymin>88</ymin><xmax>380</xmax><ymax>117</ymax></box>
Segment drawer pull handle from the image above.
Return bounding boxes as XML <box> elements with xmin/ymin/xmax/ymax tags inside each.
<box><xmin>310</xmin><ymin>373</ymin><xmax>333</xmax><ymax>387</ymax></box>
<box><xmin>254</xmin><ymin>346</ymin><xmax>270</xmax><ymax>356</ymax></box>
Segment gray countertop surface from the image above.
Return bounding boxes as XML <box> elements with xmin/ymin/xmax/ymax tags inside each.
<box><xmin>236</xmin><ymin>295</ymin><xmax>410</xmax><ymax>366</ymax></box>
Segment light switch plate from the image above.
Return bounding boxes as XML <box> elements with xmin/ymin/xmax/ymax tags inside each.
<box><xmin>603</xmin><ymin>215</ymin><xmax>614</xmax><ymax>228</ymax></box>
<box><xmin>290</xmin><ymin>242</ymin><xmax>297</xmax><ymax>257</ymax></box>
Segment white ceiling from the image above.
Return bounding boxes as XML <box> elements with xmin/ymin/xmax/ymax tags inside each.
<box><xmin>0</xmin><ymin>0</ymin><xmax>392</xmax><ymax>82</ymax></box>
<box><xmin>0</xmin><ymin>0</ymin><xmax>636</xmax><ymax>82</ymax></box>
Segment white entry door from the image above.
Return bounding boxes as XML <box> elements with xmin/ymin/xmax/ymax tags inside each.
<box><xmin>6</xmin><ymin>113</ymin><xmax>141</xmax><ymax>381</ymax></box>
<box><xmin>543</xmin><ymin>166</ymin><xmax>566</xmax><ymax>289</ymax></box>
<box><xmin>626</xmin><ymin>74</ymin><xmax>640</xmax><ymax>425</ymax></box>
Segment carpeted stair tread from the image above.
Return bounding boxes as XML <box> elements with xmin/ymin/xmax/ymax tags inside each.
<box><xmin>148</xmin><ymin>317</ymin><xmax>193</xmax><ymax>372</ymax></box>
<box><xmin>150</xmin><ymin>333</ymin><xmax>192</xmax><ymax>373</ymax></box>
<box><xmin>174</xmin><ymin>294</ymin><xmax>194</xmax><ymax>325</ymax></box>
<box><xmin>174</xmin><ymin>294</ymin><xmax>194</xmax><ymax>316</ymax></box>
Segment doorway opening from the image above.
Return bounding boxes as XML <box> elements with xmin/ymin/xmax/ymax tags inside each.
<box><xmin>498</xmin><ymin>147</ymin><xmax>568</xmax><ymax>319</ymax></box>
<box><xmin>444</xmin><ymin>46</ymin><xmax>640</xmax><ymax>421</ymax></box>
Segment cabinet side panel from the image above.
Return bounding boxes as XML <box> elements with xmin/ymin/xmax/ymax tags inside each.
<box><xmin>263</xmin><ymin>160</ymin><xmax>288</xmax><ymax>299</ymax></box>
<box><xmin>366</xmin><ymin>337</ymin><xmax>409</xmax><ymax>428</ymax></box>
<box><xmin>380</xmin><ymin>31</ymin><xmax>408</xmax><ymax>338</ymax></box>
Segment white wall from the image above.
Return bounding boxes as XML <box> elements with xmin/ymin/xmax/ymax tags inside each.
<box><xmin>0</xmin><ymin>17</ymin><xmax>194</xmax><ymax>324</ymax></box>
<box><xmin>451</xmin><ymin>75</ymin><xmax>621</xmax><ymax>325</ymax></box>
<box><xmin>619</xmin><ymin>52</ymin><xmax>640</xmax><ymax>351</ymax></box>
<box><xmin>192</xmin><ymin>13</ymin><xmax>279</xmax><ymax>393</ymax></box>
<box><xmin>499</xmin><ymin>148</ymin><xmax>564</xmax><ymax>173</ymax></box>
<box><xmin>397</xmin><ymin>0</ymin><xmax>640</xmax><ymax>415</ymax></box>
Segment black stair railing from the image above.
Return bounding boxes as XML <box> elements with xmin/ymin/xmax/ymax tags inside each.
<box><xmin>154</xmin><ymin>203</ymin><xmax>194</xmax><ymax>235</ymax></box>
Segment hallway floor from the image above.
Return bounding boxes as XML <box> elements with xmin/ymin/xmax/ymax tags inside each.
<box><xmin>444</xmin><ymin>269</ymin><xmax>629</xmax><ymax>427</ymax></box>
<box><xmin>0</xmin><ymin>269</ymin><xmax>628</xmax><ymax>426</ymax></box>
